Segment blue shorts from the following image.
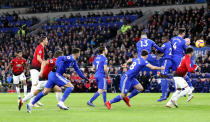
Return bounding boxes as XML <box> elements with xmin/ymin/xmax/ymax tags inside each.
<box><xmin>95</xmin><ymin>76</ymin><xmax>107</xmax><ymax>90</ymax></box>
<box><xmin>120</xmin><ymin>74</ymin><xmax>139</xmax><ymax>94</ymax></box>
<box><xmin>161</xmin><ymin>59</ymin><xmax>173</xmax><ymax>75</ymax></box>
<box><xmin>45</xmin><ymin>72</ymin><xmax>69</xmax><ymax>89</ymax></box>
<box><xmin>172</xmin><ymin>55</ymin><xmax>183</xmax><ymax>71</ymax></box>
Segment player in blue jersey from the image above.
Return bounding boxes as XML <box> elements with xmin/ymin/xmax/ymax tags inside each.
<box><xmin>87</xmin><ymin>46</ymin><xmax>109</xmax><ymax>107</ymax></box>
<box><xmin>26</xmin><ymin>48</ymin><xmax>89</xmax><ymax>113</ymax></box>
<box><xmin>158</xmin><ymin>36</ymin><xmax>173</xmax><ymax>102</ymax></box>
<box><xmin>137</xmin><ymin>32</ymin><xmax>163</xmax><ymax>63</ymax></box>
<box><xmin>105</xmin><ymin>50</ymin><xmax>164</xmax><ymax>110</ymax></box>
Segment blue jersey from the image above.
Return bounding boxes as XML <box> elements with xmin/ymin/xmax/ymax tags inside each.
<box><xmin>93</xmin><ymin>54</ymin><xmax>108</xmax><ymax>77</ymax></box>
<box><xmin>126</xmin><ymin>57</ymin><xmax>148</xmax><ymax>78</ymax></box>
<box><xmin>161</xmin><ymin>41</ymin><xmax>173</xmax><ymax>59</ymax></box>
<box><xmin>171</xmin><ymin>36</ymin><xmax>187</xmax><ymax>57</ymax></box>
<box><xmin>55</xmin><ymin>55</ymin><xmax>85</xmax><ymax>78</ymax></box>
<box><xmin>137</xmin><ymin>38</ymin><xmax>163</xmax><ymax>57</ymax></box>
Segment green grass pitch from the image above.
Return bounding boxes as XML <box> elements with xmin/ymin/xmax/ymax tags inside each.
<box><xmin>0</xmin><ymin>93</ymin><xmax>210</xmax><ymax>122</ymax></box>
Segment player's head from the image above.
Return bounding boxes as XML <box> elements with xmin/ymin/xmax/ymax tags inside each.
<box><xmin>186</xmin><ymin>47</ymin><xmax>194</xmax><ymax>57</ymax></box>
<box><xmin>17</xmin><ymin>50</ymin><xmax>22</xmax><ymax>58</ymax></box>
<box><xmin>178</xmin><ymin>28</ymin><xmax>186</xmax><ymax>38</ymax></box>
<box><xmin>40</xmin><ymin>36</ymin><xmax>48</xmax><ymax>46</ymax></box>
<box><xmin>54</xmin><ymin>50</ymin><xmax>63</xmax><ymax>58</ymax></box>
<box><xmin>141</xmin><ymin>32</ymin><xmax>147</xmax><ymax>39</ymax></box>
<box><xmin>161</xmin><ymin>36</ymin><xmax>169</xmax><ymax>43</ymax></box>
<box><xmin>141</xmin><ymin>50</ymin><xmax>148</xmax><ymax>59</ymax></box>
<box><xmin>72</xmin><ymin>48</ymin><xmax>80</xmax><ymax>59</ymax></box>
<box><xmin>98</xmin><ymin>46</ymin><xmax>108</xmax><ymax>56</ymax></box>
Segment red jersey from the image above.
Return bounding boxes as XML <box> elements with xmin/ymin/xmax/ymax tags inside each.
<box><xmin>10</xmin><ymin>57</ymin><xmax>26</xmax><ymax>75</ymax></box>
<box><xmin>31</xmin><ymin>44</ymin><xmax>44</xmax><ymax>70</ymax></box>
<box><xmin>175</xmin><ymin>54</ymin><xmax>197</xmax><ymax>77</ymax></box>
<box><xmin>41</xmin><ymin>58</ymin><xmax>56</xmax><ymax>80</ymax></box>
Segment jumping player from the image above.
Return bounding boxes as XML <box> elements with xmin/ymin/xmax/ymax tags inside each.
<box><xmin>137</xmin><ymin>32</ymin><xmax>163</xmax><ymax>63</ymax></box>
<box><xmin>18</xmin><ymin>50</ymin><xmax>63</xmax><ymax>110</ymax></box>
<box><xmin>158</xmin><ymin>36</ymin><xmax>173</xmax><ymax>102</ymax></box>
<box><xmin>26</xmin><ymin>48</ymin><xmax>89</xmax><ymax>113</ymax></box>
<box><xmin>4</xmin><ymin>50</ymin><xmax>27</xmax><ymax>102</ymax></box>
<box><xmin>166</xmin><ymin>47</ymin><xmax>198</xmax><ymax>108</ymax></box>
<box><xmin>29</xmin><ymin>36</ymin><xmax>48</xmax><ymax>106</ymax></box>
<box><xmin>105</xmin><ymin>50</ymin><xmax>164</xmax><ymax>110</ymax></box>
<box><xmin>87</xmin><ymin>46</ymin><xmax>109</xmax><ymax>107</ymax></box>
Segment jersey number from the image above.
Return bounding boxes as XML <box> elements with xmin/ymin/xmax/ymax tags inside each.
<box><xmin>141</xmin><ymin>40</ymin><xmax>148</xmax><ymax>47</ymax></box>
<box><xmin>169</xmin><ymin>48</ymin><xmax>172</xmax><ymax>55</ymax></box>
<box><xmin>129</xmin><ymin>62</ymin><xmax>136</xmax><ymax>70</ymax></box>
<box><xmin>173</xmin><ymin>42</ymin><xmax>177</xmax><ymax>50</ymax></box>
<box><xmin>96</xmin><ymin>61</ymin><xmax>99</xmax><ymax>70</ymax></box>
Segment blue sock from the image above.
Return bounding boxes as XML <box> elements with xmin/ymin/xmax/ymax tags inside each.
<box><xmin>89</xmin><ymin>91</ymin><xmax>100</xmax><ymax>103</ymax></box>
<box><xmin>110</xmin><ymin>95</ymin><xmax>122</xmax><ymax>104</ymax></box>
<box><xmin>185</xmin><ymin>76</ymin><xmax>192</xmax><ymax>88</ymax></box>
<box><xmin>161</xmin><ymin>78</ymin><xmax>167</xmax><ymax>98</ymax></box>
<box><xmin>102</xmin><ymin>91</ymin><xmax>107</xmax><ymax>103</ymax></box>
<box><xmin>32</xmin><ymin>91</ymin><xmax>45</xmax><ymax>105</ymax></box>
<box><xmin>128</xmin><ymin>89</ymin><xmax>140</xmax><ymax>99</ymax></box>
<box><xmin>61</xmin><ymin>87</ymin><xmax>74</xmax><ymax>102</ymax></box>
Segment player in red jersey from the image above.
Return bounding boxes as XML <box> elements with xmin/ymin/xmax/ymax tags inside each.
<box><xmin>19</xmin><ymin>50</ymin><xmax>63</xmax><ymax>110</ymax></box>
<box><xmin>166</xmin><ymin>47</ymin><xmax>198</xmax><ymax>108</ymax></box>
<box><xmin>29</xmin><ymin>36</ymin><xmax>48</xmax><ymax>106</ymax></box>
<box><xmin>4</xmin><ymin>50</ymin><xmax>27</xmax><ymax>101</ymax></box>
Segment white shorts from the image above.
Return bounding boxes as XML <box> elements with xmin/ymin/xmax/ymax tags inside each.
<box><xmin>37</xmin><ymin>80</ymin><xmax>47</xmax><ymax>90</ymax></box>
<box><xmin>13</xmin><ymin>72</ymin><xmax>26</xmax><ymax>84</ymax></box>
<box><xmin>173</xmin><ymin>77</ymin><xmax>188</xmax><ymax>89</ymax></box>
<box><xmin>30</xmin><ymin>69</ymin><xmax>40</xmax><ymax>85</ymax></box>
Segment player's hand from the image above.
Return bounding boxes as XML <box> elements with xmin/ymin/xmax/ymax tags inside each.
<box><xmin>160</xmin><ymin>66</ymin><xmax>165</xmax><ymax>70</ymax></box>
<box><xmin>121</xmin><ymin>63</ymin><xmax>127</xmax><ymax>68</ymax></box>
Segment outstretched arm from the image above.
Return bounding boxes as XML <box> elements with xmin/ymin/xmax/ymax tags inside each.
<box><xmin>146</xmin><ymin>64</ymin><xmax>164</xmax><ymax>70</ymax></box>
<box><xmin>73</xmin><ymin>62</ymin><xmax>85</xmax><ymax>79</ymax></box>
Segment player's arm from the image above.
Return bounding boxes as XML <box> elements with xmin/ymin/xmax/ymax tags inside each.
<box><xmin>185</xmin><ymin>56</ymin><xmax>197</xmax><ymax>73</ymax></box>
<box><xmin>37</xmin><ymin>55</ymin><xmax>43</xmax><ymax>64</ymax></box>
<box><xmin>4</xmin><ymin>63</ymin><xmax>12</xmax><ymax>73</ymax></box>
<box><xmin>146</xmin><ymin>64</ymin><xmax>164</xmax><ymax>70</ymax></box>
<box><xmin>39</xmin><ymin>60</ymin><xmax>49</xmax><ymax>77</ymax></box>
<box><xmin>104</xmin><ymin>58</ymin><xmax>109</xmax><ymax>77</ymax></box>
<box><xmin>92</xmin><ymin>65</ymin><xmax>96</xmax><ymax>72</ymax></box>
<box><xmin>121</xmin><ymin>58</ymin><xmax>132</xmax><ymax>68</ymax></box>
<box><xmin>152</xmin><ymin>41</ymin><xmax>164</xmax><ymax>53</ymax></box>
<box><xmin>73</xmin><ymin>62</ymin><xmax>86</xmax><ymax>79</ymax></box>
<box><xmin>63</xmin><ymin>73</ymin><xmax>70</xmax><ymax>79</ymax></box>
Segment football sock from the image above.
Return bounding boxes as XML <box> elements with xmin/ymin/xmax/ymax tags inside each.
<box><xmin>56</xmin><ymin>92</ymin><xmax>62</xmax><ymax>102</ymax></box>
<box><xmin>61</xmin><ymin>87</ymin><xmax>74</xmax><ymax>102</ymax></box>
<box><xmin>161</xmin><ymin>78</ymin><xmax>168</xmax><ymax>98</ymax></box>
<box><xmin>23</xmin><ymin>85</ymin><xmax>27</xmax><ymax>96</ymax></box>
<box><xmin>110</xmin><ymin>95</ymin><xmax>122</xmax><ymax>104</ymax></box>
<box><xmin>102</xmin><ymin>91</ymin><xmax>107</xmax><ymax>103</ymax></box>
<box><xmin>176</xmin><ymin>87</ymin><xmax>191</xmax><ymax>100</ymax></box>
<box><xmin>89</xmin><ymin>91</ymin><xmax>100</xmax><ymax>103</ymax></box>
<box><xmin>23</xmin><ymin>92</ymin><xmax>34</xmax><ymax>103</ymax></box>
<box><xmin>32</xmin><ymin>91</ymin><xmax>45</xmax><ymax>105</ymax></box>
<box><xmin>128</xmin><ymin>89</ymin><xmax>140</xmax><ymax>99</ymax></box>
<box><xmin>185</xmin><ymin>76</ymin><xmax>192</xmax><ymax>88</ymax></box>
<box><xmin>16</xmin><ymin>87</ymin><xmax>21</xmax><ymax>98</ymax></box>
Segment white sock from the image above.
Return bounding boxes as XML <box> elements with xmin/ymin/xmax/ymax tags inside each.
<box><xmin>56</xmin><ymin>92</ymin><xmax>62</xmax><ymax>102</ymax></box>
<box><xmin>24</xmin><ymin>85</ymin><xmax>27</xmax><ymax>96</ymax></box>
<box><xmin>171</xmin><ymin>90</ymin><xmax>181</xmax><ymax>101</ymax></box>
<box><xmin>177</xmin><ymin>87</ymin><xmax>191</xmax><ymax>99</ymax></box>
<box><xmin>23</xmin><ymin>92</ymin><xmax>34</xmax><ymax>103</ymax></box>
<box><xmin>16</xmin><ymin>87</ymin><xmax>21</xmax><ymax>98</ymax></box>
<box><xmin>30</xmin><ymin>85</ymin><xmax>37</xmax><ymax>93</ymax></box>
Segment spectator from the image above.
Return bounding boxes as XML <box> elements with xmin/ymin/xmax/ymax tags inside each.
<box><xmin>150</xmin><ymin>78</ymin><xmax>159</xmax><ymax>92</ymax></box>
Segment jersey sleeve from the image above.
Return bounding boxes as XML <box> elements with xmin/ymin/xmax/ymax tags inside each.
<box><xmin>152</xmin><ymin>40</ymin><xmax>164</xmax><ymax>53</ymax></box>
<box><xmin>10</xmin><ymin>59</ymin><xmax>14</xmax><ymax>65</ymax></box>
<box><xmin>93</xmin><ymin>58</ymin><xmax>96</xmax><ymax>66</ymax></box>
<box><xmin>73</xmin><ymin>61</ymin><xmax>85</xmax><ymax>79</ymax></box>
<box><xmin>37</xmin><ymin>47</ymin><xmax>43</xmax><ymax>56</ymax></box>
<box><xmin>49</xmin><ymin>59</ymin><xmax>55</xmax><ymax>66</ymax></box>
<box><xmin>161</xmin><ymin>43</ymin><xmax>166</xmax><ymax>50</ymax></box>
<box><xmin>185</xmin><ymin>56</ymin><xmax>196</xmax><ymax>73</ymax></box>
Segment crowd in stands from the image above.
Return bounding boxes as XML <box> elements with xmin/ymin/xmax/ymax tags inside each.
<box><xmin>1</xmin><ymin>0</ymin><xmax>197</xmax><ymax>13</ymax></box>
<box><xmin>0</xmin><ymin>6</ymin><xmax>209</xmax><ymax>93</ymax></box>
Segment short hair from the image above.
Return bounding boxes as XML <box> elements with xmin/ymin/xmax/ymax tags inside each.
<box><xmin>17</xmin><ymin>50</ymin><xmax>22</xmax><ymax>53</ymax></box>
<box><xmin>72</xmin><ymin>48</ymin><xmax>80</xmax><ymax>54</ymax></box>
<box><xmin>98</xmin><ymin>46</ymin><xmax>106</xmax><ymax>54</ymax></box>
<box><xmin>40</xmin><ymin>36</ymin><xmax>47</xmax><ymax>42</ymax></box>
<box><xmin>162</xmin><ymin>36</ymin><xmax>169</xmax><ymax>40</ymax></box>
<box><xmin>141</xmin><ymin>32</ymin><xmax>147</xmax><ymax>36</ymax></box>
<box><xmin>178</xmin><ymin>28</ymin><xmax>186</xmax><ymax>35</ymax></box>
<box><xmin>186</xmin><ymin>47</ymin><xmax>194</xmax><ymax>54</ymax></box>
<box><xmin>54</xmin><ymin>50</ymin><xmax>63</xmax><ymax>58</ymax></box>
<box><xmin>141</xmin><ymin>50</ymin><xmax>148</xmax><ymax>56</ymax></box>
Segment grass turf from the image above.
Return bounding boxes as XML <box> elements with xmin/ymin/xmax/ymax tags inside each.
<box><xmin>0</xmin><ymin>93</ymin><xmax>210</xmax><ymax>122</ymax></box>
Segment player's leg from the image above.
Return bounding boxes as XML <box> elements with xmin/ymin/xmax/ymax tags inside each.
<box><xmin>102</xmin><ymin>78</ymin><xmax>108</xmax><ymax>104</ymax></box>
<box><xmin>184</xmin><ymin>75</ymin><xmax>194</xmax><ymax>102</ymax></box>
<box><xmin>20</xmin><ymin>73</ymin><xmax>27</xmax><ymax>97</ymax></box>
<box><xmin>87</xmin><ymin>77</ymin><xmax>101</xmax><ymax>106</ymax></box>
<box><xmin>128</xmin><ymin>79</ymin><xmax>143</xmax><ymax>99</ymax></box>
<box><xmin>13</xmin><ymin>75</ymin><xmax>21</xmax><ymax>99</ymax></box>
<box><xmin>53</xmin><ymin>85</ymin><xmax>62</xmax><ymax>102</ymax></box>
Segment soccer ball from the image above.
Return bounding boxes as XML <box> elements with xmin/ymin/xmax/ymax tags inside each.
<box><xmin>195</xmin><ymin>40</ymin><xmax>205</xmax><ymax>48</ymax></box>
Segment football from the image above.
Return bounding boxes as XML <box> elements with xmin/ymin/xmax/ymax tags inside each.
<box><xmin>195</xmin><ymin>40</ymin><xmax>205</xmax><ymax>48</ymax></box>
